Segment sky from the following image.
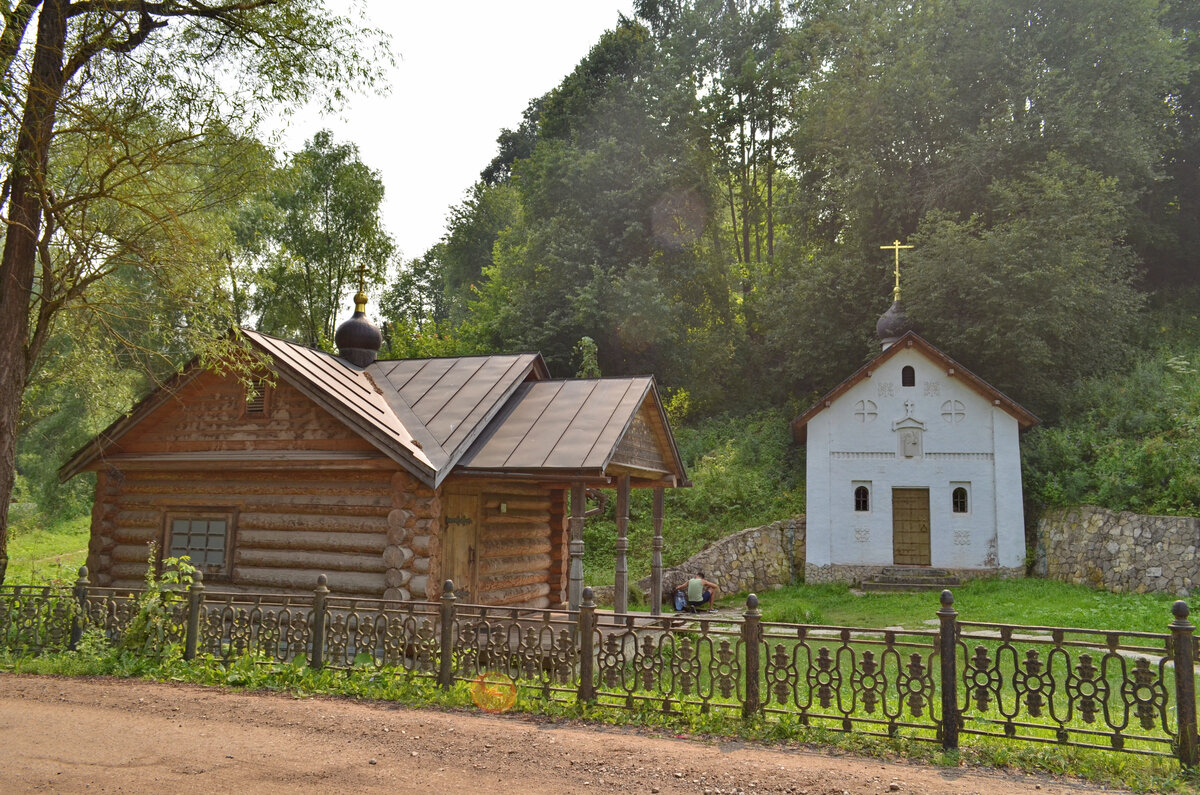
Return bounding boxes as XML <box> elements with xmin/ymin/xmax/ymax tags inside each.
<box><xmin>281</xmin><ymin>1</ymin><xmax>636</xmax><ymax>263</ymax></box>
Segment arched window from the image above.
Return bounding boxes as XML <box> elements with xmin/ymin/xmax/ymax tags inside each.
<box><xmin>854</xmin><ymin>485</ymin><xmax>870</xmax><ymax>512</ymax></box>
<box><xmin>901</xmin><ymin>365</ymin><xmax>915</xmax><ymax>387</ymax></box>
<box><xmin>952</xmin><ymin>487</ymin><xmax>968</xmax><ymax>513</ymax></box>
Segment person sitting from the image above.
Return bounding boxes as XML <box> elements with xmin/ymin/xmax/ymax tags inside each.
<box><xmin>686</xmin><ymin>570</ymin><xmax>720</xmax><ymax>613</ymax></box>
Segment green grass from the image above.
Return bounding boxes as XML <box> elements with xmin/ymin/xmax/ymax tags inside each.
<box><xmin>6</xmin><ymin>514</ymin><xmax>90</xmax><ymax>586</ymax></box>
<box><xmin>746</xmin><ymin>578</ymin><xmax>1184</xmax><ymax>634</ymax></box>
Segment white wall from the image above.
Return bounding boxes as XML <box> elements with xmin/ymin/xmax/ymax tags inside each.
<box><xmin>805</xmin><ymin>346</ymin><xmax>1026</xmax><ymax>570</ymax></box>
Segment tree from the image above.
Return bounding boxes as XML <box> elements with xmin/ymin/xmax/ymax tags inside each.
<box><xmin>0</xmin><ymin>1</ymin><xmax>388</xmax><ymax>583</ymax></box>
<box><xmin>248</xmin><ymin>130</ymin><xmax>394</xmax><ymax>346</ymax></box>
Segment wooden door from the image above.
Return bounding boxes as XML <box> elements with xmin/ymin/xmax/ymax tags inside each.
<box><xmin>442</xmin><ymin>492</ymin><xmax>480</xmax><ymax>599</ymax></box>
<box><xmin>892</xmin><ymin>488</ymin><xmax>931</xmax><ymax>566</ymax></box>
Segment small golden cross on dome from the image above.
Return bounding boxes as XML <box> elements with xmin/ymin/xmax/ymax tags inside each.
<box><xmin>880</xmin><ymin>239</ymin><xmax>913</xmax><ymax>301</ymax></box>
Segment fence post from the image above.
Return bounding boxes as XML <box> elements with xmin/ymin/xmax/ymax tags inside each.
<box><xmin>309</xmin><ymin>574</ymin><xmax>329</xmax><ymax>670</ymax></box>
<box><xmin>438</xmin><ymin>580</ymin><xmax>456</xmax><ymax>689</ymax></box>
<box><xmin>742</xmin><ymin>593</ymin><xmax>761</xmax><ymax>719</ymax></box>
<box><xmin>938</xmin><ymin>589</ymin><xmax>959</xmax><ymax>751</ymax></box>
<box><xmin>578</xmin><ymin>586</ymin><xmax>596</xmax><ymax>703</ymax></box>
<box><xmin>69</xmin><ymin>566</ymin><xmax>90</xmax><ymax>651</ymax></box>
<box><xmin>184</xmin><ymin>570</ymin><xmax>205</xmax><ymax>661</ymax></box>
<box><xmin>1172</xmin><ymin>600</ymin><xmax>1198</xmax><ymax>768</ymax></box>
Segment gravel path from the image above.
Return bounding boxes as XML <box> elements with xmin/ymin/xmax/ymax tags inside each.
<box><xmin>0</xmin><ymin>674</ymin><xmax>1129</xmax><ymax>794</ymax></box>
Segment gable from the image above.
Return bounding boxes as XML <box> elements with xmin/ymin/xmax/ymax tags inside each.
<box><xmin>68</xmin><ymin>369</ymin><xmax>381</xmax><ymax>471</ymax></box>
<box><xmin>792</xmin><ymin>332</ymin><xmax>1038</xmax><ymax>442</ymax></box>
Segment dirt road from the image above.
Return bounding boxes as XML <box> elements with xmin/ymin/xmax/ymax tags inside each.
<box><xmin>0</xmin><ymin>674</ymin><xmax>1126</xmax><ymax>794</ymax></box>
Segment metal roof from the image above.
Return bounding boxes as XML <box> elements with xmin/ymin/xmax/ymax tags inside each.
<box><xmin>457</xmin><ymin>377</ymin><xmax>686</xmax><ymax>483</ymax></box>
<box><xmin>60</xmin><ymin>330</ymin><xmax>687</xmax><ymax>489</ymax></box>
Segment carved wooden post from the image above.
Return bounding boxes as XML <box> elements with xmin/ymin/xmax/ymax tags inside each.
<box><xmin>69</xmin><ymin>566</ymin><xmax>90</xmax><ymax>651</ymax></box>
<box><xmin>742</xmin><ymin>593</ymin><xmax>761</xmax><ymax>719</ymax></box>
<box><xmin>614</xmin><ymin>474</ymin><xmax>630</xmax><ymax>614</ymax></box>
<box><xmin>1172</xmin><ymin>600</ymin><xmax>1198</xmax><ymax>767</ymax></box>
<box><xmin>651</xmin><ymin>487</ymin><xmax>664</xmax><ymax>617</ymax></box>
<box><xmin>938</xmin><ymin>589</ymin><xmax>959</xmax><ymax>750</ymax></box>
<box><xmin>568</xmin><ymin>484</ymin><xmax>586</xmax><ymax>610</ymax></box>
<box><xmin>439</xmin><ymin>579</ymin><xmax>457</xmax><ymax>689</ymax></box>
<box><xmin>309</xmin><ymin>574</ymin><xmax>329</xmax><ymax>670</ymax></box>
<box><xmin>184</xmin><ymin>570</ymin><xmax>205</xmax><ymax>661</ymax></box>
<box><xmin>578</xmin><ymin>587</ymin><xmax>596</xmax><ymax>703</ymax></box>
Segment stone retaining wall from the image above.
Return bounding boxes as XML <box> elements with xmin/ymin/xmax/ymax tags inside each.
<box><xmin>1035</xmin><ymin>505</ymin><xmax>1200</xmax><ymax>596</ymax></box>
<box><xmin>633</xmin><ymin>517</ymin><xmax>806</xmax><ymax>603</ymax></box>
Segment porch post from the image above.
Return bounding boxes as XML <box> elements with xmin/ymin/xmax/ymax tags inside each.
<box><xmin>568</xmin><ymin>483</ymin><xmax>586</xmax><ymax>610</ymax></box>
<box><xmin>614</xmin><ymin>474</ymin><xmax>631</xmax><ymax>614</ymax></box>
<box><xmin>651</xmin><ymin>487</ymin><xmax>664</xmax><ymax>617</ymax></box>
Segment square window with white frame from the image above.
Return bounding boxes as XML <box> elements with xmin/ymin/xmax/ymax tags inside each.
<box><xmin>167</xmin><ymin>513</ymin><xmax>232</xmax><ymax>575</ymax></box>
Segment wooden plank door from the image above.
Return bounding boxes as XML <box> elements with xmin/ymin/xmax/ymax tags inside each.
<box><xmin>442</xmin><ymin>492</ymin><xmax>480</xmax><ymax>600</ymax></box>
<box><xmin>892</xmin><ymin>488</ymin><xmax>931</xmax><ymax>566</ymax></box>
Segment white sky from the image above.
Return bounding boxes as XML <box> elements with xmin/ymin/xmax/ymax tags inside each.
<box><xmin>281</xmin><ymin>0</ymin><xmax>635</xmax><ymax>262</ymax></box>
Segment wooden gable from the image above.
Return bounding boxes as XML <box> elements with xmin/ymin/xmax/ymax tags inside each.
<box><xmin>77</xmin><ymin>368</ymin><xmax>381</xmax><ymax>467</ymax></box>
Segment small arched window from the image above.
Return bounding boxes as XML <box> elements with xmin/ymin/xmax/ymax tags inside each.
<box><xmin>952</xmin><ymin>487</ymin><xmax>968</xmax><ymax>513</ymax></box>
<box><xmin>901</xmin><ymin>365</ymin><xmax>915</xmax><ymax>387</ymax></box>
<box><xmin>854</xmin><ymin>485</ymin><xmax>870</xmax><ymax>512</ymax></box>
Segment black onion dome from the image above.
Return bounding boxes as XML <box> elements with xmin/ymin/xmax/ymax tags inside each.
<box><xmin>335</xmin><ymin>291</ymin><xmax>382</xmax><ymax>366</ymax></box>
<box><xmin>875</xmin><ymin>300</ymin><xmax>912</xmax><ymax>346</ymax></box>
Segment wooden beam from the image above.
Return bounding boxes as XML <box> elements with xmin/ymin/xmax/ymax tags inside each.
<box><xmin>614</xmin><ymin>474</ymin><xmax>630</xmax><ymax>614</ymax></box>
<box><xmin>651</xmin><ymin>486</ymin><xmax>664</xmax><ymax>617</ymax></box>
<box><xmin>568</xmin><ymin>482</ymin><xmax>586</xmax><ymax>611</ymax></box>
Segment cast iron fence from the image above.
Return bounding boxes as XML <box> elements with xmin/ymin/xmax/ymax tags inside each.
<box><xmin>1</xmin><ymin>568</ymin><xmax>1196</xmax><ymax>767</ymax></box>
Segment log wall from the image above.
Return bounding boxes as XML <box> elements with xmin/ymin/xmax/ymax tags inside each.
<box><xmin>467</xmin><ymin>481</ymin><xmax>558</xmax><ymax>609</ymax></box>
<box><xmin>86</xmin><ymin>467</ymin><xmax>394</xmax><ymax>595</ymax></box>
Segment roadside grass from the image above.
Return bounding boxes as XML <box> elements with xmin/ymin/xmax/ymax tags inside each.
<box><xmin>752</xmin><ymin>578</ymin><xmax>1184</xmax><ymax>634</ymax></box>
<box><xmin>6</xmin><ymin>514</ymin><xmax>90</xmax><ymax>586</ymax></box>
<box><xmin>3</xmin><ymin>642</ymin><xmax>1196</xmax><ymax>794</ymax></box>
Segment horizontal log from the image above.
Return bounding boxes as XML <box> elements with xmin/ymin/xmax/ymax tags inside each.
<box><xmin>238</xmin><ymin>513</ymin><xmax>388</xmax><ymax>534</ymax></box>
<box><xmin>478</xmin><ymin>554</ymin><xmax>551</xmax><ymax>576</ymax></box>
<box><xmin>113</xmin><ymin>526</ymin><xmax>161</xmax><ymax>545</ymax></box>
<box><xmin>110</xmin><ymin>561</ymin><xmax>155</xmax><ymax>580</ymax></box>
<box><xmin>477</xmin><ymin>571</ymin><xmax>549</xmax><ymax>592</ymax></box>
<box><xmin>234</xmin><ymin>567</ymin><xmax>382</xmax><ymax>596</ymax></box>
<box><xmin>121</xmin><ymin>479</ymin><xmax>391</xmax><ymax>499</ymax></box>
<box><xmin>482</xmin><ymin>512</ymin><xmax>551</xmax><ymax>525</ymax></box>
<box><xmin>237</xmin><ymin>530</ymin><xmax>385</xmax><ymax>554</ymax></box>
<box><xmin>126</xmin><ymin>468</ymin><xmax>393</xmax><ymax>486</ymax></box>
<box><xmin>112</xmin><ymin>544</ymin><xmax>159</xmax><ymax>564</ymax></box>
<box><xmin>479</xmin><ymin>539</ymin><xmax>551</xmax><ymax>559</ymax></box>
<box><xmin>479</xmin><ymin>523</ymin><xmax>551</xmax><ymax>541</ymax></box>
<box><xmin>381</xmin><ymin>545</ymin><xmax>413</xmax><ymax>569</ymax></box>
<box><xmin>118</xmin><ymin>494</ymin><xmax>391</xmax><ymax>515</ymax></box>
<box><xmin>476</xmin><ymin>482</ymin><xmax>553</xmax><ymax>498</ymax></box>
<box><xmin>113</xmin><ymin>510</ymin><xmax>159</xmax><ymax>527</ymax></box>
<box><xmin>482</xmin><ymin>497</ymin><xmax>550</xmax><ymax>512</ymax></box>
<box><xmin>476</xmin><ymin>582</ymin><xmax>550</xmax><ymax>606</ymax></box>
<box><xmin>233</xmin><ymin>549</ymin><xmax>386</xmax><ymax>574</ymax></box>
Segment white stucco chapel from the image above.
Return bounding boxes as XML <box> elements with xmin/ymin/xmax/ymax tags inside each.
<box><xmin>792</xmin><ymin>250</ymin><xmax>1038</xmax><ymax>584</ymax></box>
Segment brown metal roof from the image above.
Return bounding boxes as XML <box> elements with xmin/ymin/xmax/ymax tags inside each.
<box><xmin>60</xmin><ymin>330</ymin><xmax>687</xmax><ymax>489</ymax></box>
<box><xmin>456</xmin><ymin>377</ymin><xmax>687</xmax><ymax>484</ymax></box>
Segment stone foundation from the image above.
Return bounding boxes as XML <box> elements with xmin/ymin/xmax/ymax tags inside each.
<box><xmin>1036</xmin><ymin>505</ymin><xmax>1200</xmax><ymax>596</ymax></box>
<box><xmin>804</xmin><ymin>562</ymin><xmax>1022</xmax><ymax>585</ymax></box>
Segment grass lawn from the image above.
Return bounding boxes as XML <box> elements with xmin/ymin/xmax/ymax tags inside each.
<box><xmin>734</xmin><ymin>577</ymin><xmax>1186</xmax><ymax>634</ymax></box>
<box><xmin>6</xmin><ymin>515</ymin><xmax>90</xmax><ymax>586</ymax></box>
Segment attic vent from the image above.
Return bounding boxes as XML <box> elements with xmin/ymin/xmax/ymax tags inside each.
<box><xmin>245</xmin><ymin>381</ymin><xmax>268</xmax><ymax>415</ymax></box>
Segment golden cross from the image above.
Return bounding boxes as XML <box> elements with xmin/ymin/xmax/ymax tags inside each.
<box><xmin>880</xmin><ymin>239</ymin><xmax>913</xmax><ymax>302</ymax></box>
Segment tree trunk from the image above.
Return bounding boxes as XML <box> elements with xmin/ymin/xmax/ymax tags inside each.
<box><xmin>0</xmin><ymin>0</ymin><xmax>69</xmax><ymax>584</ymax></box>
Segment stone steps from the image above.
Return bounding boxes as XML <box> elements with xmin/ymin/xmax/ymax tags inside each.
<box><xmin>860</xmin><ymin>567</ymin><xmax>961</xmax><ymax>592</ymax></box>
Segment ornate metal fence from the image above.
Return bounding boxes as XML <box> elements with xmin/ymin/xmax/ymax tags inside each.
<box><xmin>1</xmin><ymin>568</ymin><xmax>1196</xmax><ymax>767</ymax></box>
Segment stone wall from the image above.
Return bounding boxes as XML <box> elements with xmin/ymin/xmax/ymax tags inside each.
<box><xmin>1035</xmin><ymin>505</ymin><xmax>1200</xmax><ymax>596</ymax></box>
<box><xmin>803</xmin><ymin>562</ymin><xmax>1022</xmax><ymax>585</ymax></box>
<box><xmin>630</xmin><ymin>517</ymin><xmax>806</xmax><ymax>604</ymax></box>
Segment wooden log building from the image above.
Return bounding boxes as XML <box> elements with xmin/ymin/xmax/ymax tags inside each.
<box><xmin>60</xmin><ymin>293</ymin><xmax>689</xmax><ymax>611</ymax></box>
